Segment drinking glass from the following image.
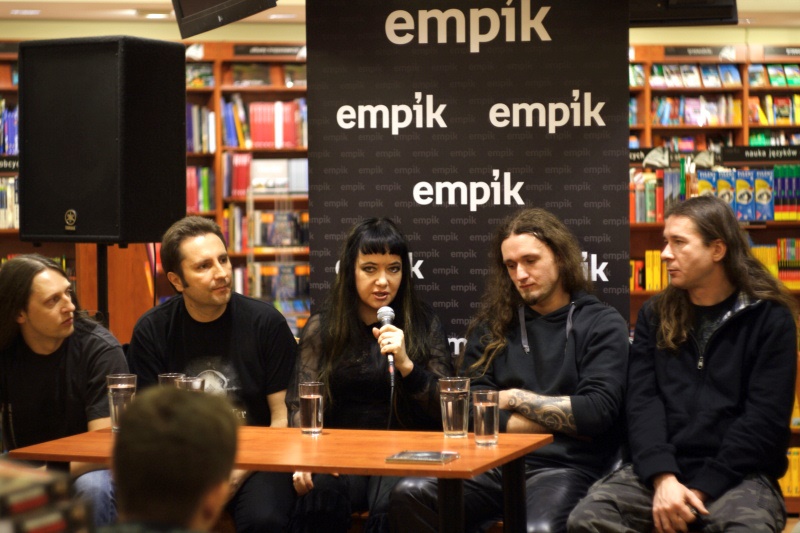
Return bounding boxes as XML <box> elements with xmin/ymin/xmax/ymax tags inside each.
<box><xmin>175</xmin><ymin>376</ymin><xmax>205</xmax><ymax>392</ymax></box>
<box><xmin>107</xmin><ymin>373</ymin><xmax>137</xmax><ymax>433</ymax></box>
<box><xmin>299</xmin><ymin>382</ymin><xmax>323</xmax><ymax>435</ymax></box>
<box><xmin>158</xmin><ymin>373</ymin><xmax>186</xmax><ymax>386</ymax></box>
<box><xmin>473</xmin><ymin>390</ymin><xmax>499</xmax><ymax>446</ymax></box>
<box><xmin>439</xmin><ymin>377</ymin><xmax>469</xmax><ymax>438</ymax></box>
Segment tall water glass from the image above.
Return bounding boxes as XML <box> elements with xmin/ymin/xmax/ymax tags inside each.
<box><xmin>299</xmin><ymin>382</ymin><xmax>323</xmax><ymax>435</ymax></box>
<box><xmin>107</xmin><ymin>374</ymin><xmax>137</xmax><ymax>433</ymax></box>
<box><xmin>473</xmin><ymin>389</ymin><xmax>499</xmax><ymax>446</ymax></box>
<box><xmin>439</xmin><ymin>377</ymin><xmax>469</xmax><ymax>438</ymax></box>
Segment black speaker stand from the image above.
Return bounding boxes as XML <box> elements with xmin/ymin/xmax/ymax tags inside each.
<box><xmin>97</xmin><ymin>244</ymin><xmax>109</xmax><ymax>329</ymax></box>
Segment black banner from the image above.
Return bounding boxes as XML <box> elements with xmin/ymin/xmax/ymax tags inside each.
<box><xmin>306</xmin><ymin>0</ymin><xmax>630</xmax><ymax>354</ymax></box>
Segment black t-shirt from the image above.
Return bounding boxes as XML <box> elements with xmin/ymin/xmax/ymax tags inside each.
<box><xmin>127</xmin><ymin>293</ymin><xmax>297</xmax><ymax>426</ymax></box>
<box><xmin>692</xmin><ymin>290</ymin><xmax>738</xmax><ymax>355</ymax></box>
<box><xmin>0</xmin><ymin>319</ymin><xmax>128</xmax><ymax>451</ymax></box>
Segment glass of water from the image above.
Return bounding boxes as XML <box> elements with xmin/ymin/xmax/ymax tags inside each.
<box><xmin>439</xmin><ymin>377</ymin><xmax>469</xmax><ymax>438</ymax></box>
<box><xmin>473</xmin><ymin>389</ymin><xmax>499</xmax><ymax>446</ymax></box>
<box><xmin>299</xmin><ymin>381</ymin><xmax>323</xmax><ymax>435</ymax></box>
<box><xmin>107</xmin><ymin>373</ymin><xmax>137</xmax><ymax>433</ymax></box>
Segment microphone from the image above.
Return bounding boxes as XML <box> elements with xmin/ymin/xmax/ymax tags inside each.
<box><xmin>377</xmin><ymin>306</ymin><xmax>395</xmax><ymax>327</ymax></box>
<box><xmin>376</xmin><ymin>306</ymin><xmax>396</xmax><ymax>385</ymax></box>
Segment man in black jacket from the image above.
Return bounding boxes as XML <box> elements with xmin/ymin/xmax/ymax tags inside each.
<box><xmin>569</xmin><ymin>195</ymin><xmax>798</xmax><ymax>533</ymax></box>
<box><xmin>390</xmin><ymin>208</ymin><xmax>629</xmax><ymax>533</ymax></box>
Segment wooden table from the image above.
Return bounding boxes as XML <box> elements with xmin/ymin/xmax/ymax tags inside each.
<box><xmin>10</xmin><ymin>427</ymin><xmax>552</xmax><ymax>533</ymax></box>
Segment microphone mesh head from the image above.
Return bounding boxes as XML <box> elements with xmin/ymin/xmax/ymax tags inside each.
<box><xmin>377</xmin><ymin>306</ymin><xmax>395</xmax><ymax>324</ymax></box>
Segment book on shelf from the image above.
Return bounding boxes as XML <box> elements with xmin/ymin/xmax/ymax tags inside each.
<box><xmin>288</xmin><ymin>158</ymin><xmax>309</xmax><ymax>193</ymax></box>
<box><xmin>230</xmin><ymin>93</ymin><xmax>252</xmax><ymax>150</ymax></box>
<box><xmin>249</xmin><ymin>101</ymin><xmax>276</xmax><ymax>149</ymax></box>
<box><xmin>0</xmin><ymin>103</ymin><xmax>18</xmax><ymax>155</ymax></box>
<box><xmin>230</xmin><ymin>63</ymin><xmax>283</xmax><ymax>87</ymax></box>
<box><xmin>735</xmin><ymin>169</ymin><xmax>755</xmax><ymax>221</ymax></box>
<box><xmin>777</xmin><ymin>238</ymin><xmax>799</xmax><ymax>289</ymax></box>
<box><xmin>773</xmin><ymin>96</ymin><xmax>793</xmax><ymax>125</ymax></box>
<box><xmin>629</xmin><ymin>259</ymin><xmax>645</xmax><ymax>292</ymax></box>
<box><xmin>649</xmin><ymin>64</ymin><xmax>666</xmax><ymax>88</ymax></box>
<box><xmin>186</xmin><ymin>62</ymin><xmax>214</xmax><ymax>88</ymax></box>
<box><xmin>766</xmin><ymin>64</ymin><xmax>788</xmax><ymax>87</ymax></box>
<box><xmin>718</xmin><ymin>64</ymin><xmax>741</xmax><ymax>87</ymax></box>
<box><xmin>250</xmin><ymin>158</ymin><xmax>289</xmax><ymax>194</ymax></box>
<box><xmin>748</xmin><ymin>96</ymin><xmax>769</xmax><ymax>125</ymax></box>
<box><xmin>186</xmin><ymin>165</ymin><xmax>215</xmax><ymax>213</ymax></box>
<box><xmin>663</xmin><ymin>64</ymin><xmax>683</xmax><ymax>88</ymax></box>
<box><xmin>252</xmin><ymin>210</ymin><xmax>295</xmax><ymax>247</ymax></box>
<box><xmin>629</xmin><ymin>97</ymin><xmax>638</xmax><ymax>126</ymax></box>
<box><xmin>748</xmin><ymin>63</ymin><xmax>768</xmax><ymax>87</ymax></box>
<box><xmin>785</xmin><ymin>64</ymin><xmax>800</xmax><ymax>87</ymax></box>
<box><xmin>0</xmin><ymin>176</ymin><xmax>17</xmax><ymax>229</ymax></box>
<box><xmin>699</xmin><ymin>64</ymin><xmax>722</xmax><ymax>88</ymax></box>
<box><xmin>186</xmin><ymin>103</ymin><xmax>214</xmax><ymax>154</ymax></box>
<box><xmin>754</xmin><ymin>169</ymin><xmax>774</xmax><ymax>221</ymax></box>
<box><xmin>247</xmin><ymin>98</ymin><xmax>307</xmax><ymax>150</ymax></box>
<box><xmin>680</xmin><ymin>64</ymin><xmax>702</xmax><ymax>88</ymax></box>
<box><xmin>284</xmin><ymin>64</ymin><xmax>307</xmax><ymax>88</ymax></box>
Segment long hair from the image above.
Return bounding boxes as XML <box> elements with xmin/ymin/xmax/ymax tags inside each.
<box><xmin>317</xmin><ymin>218</ymin><xmax>434</xmax><ymax>400</ymax></box>
<box><xmin>160</xmin><ymin>216</ymin><xmax>227</xmax><ymax>290</ymax></box>
<box><xmin>0</xmin><ymin>254</ymin><xmax>88</xmax><ymax>352</ymax></box>
<box><xmin>466</xmin><ymin>208</ymin><xmax>591</xmax><ymax>376</ymax></box>
<box><xmin>654</xmin><ymin>195</ymin><xmax>799</xmax><ymax>351</ymax></box>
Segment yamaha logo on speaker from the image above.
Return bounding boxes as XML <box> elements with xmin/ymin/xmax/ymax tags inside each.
<box><xmin>65</xmin><ymin>210</ymin><xmax>77</xmax><ymax>231</ymax></box>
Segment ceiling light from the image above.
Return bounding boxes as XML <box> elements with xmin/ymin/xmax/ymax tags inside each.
<box><xmin>268</xmin><ymin>13</ymin><xmax>297</xmax><ymax>19</ymax></box>
<box><xmin>10</xmin><ymin>9</ymin><xmax>41</xmax><ymax>16</ymax></box>
<box><xmin>137</xmin><ymin>10</ymin><xmax>172</xmax><ymax>19</ymax></box>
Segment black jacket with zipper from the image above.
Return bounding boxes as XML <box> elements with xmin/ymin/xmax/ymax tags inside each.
<box><xmin>627</xmin><ymin>292</ymin><xmax>797</xmax><ymax>499</ymax></box>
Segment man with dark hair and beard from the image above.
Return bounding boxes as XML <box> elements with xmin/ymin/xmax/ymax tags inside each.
<box><xmin>390</xmin><ymin>208</ymin><xmax>629</xmax><ymax>533</ymax></box>
<box><xmin>569</xmin><ymin>195</ymin><xmax>798</xmax><ymax>533</ymax></box>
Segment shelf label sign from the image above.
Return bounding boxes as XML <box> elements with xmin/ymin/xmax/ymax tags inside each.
<box><xmin>233</xmin><ymin>45</ymin><xmax>303</xmax><ymax>57</ymax></box>
<box><xmin>664</xmin><ymin>46</ymin><xmax>738</xmax><ymax>61</ymax></box>
<box><xmin>0</xmin><ymin>156</ymin><xmax>18</xmax><ymax>171</ymax></box>
<box><xmin>764</xmin><ymin>46</ymin><xmax>800</xmax><ymax>59</ymax></box>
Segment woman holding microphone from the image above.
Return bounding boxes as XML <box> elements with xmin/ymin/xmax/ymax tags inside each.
<box><xmin>285</xmin><ymin>217</ymin><xmax>453</xmax><ymax>533</ymax></box>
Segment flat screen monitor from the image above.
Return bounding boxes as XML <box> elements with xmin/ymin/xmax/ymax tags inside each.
<box><xmin>630</xmin><ymin>0</ymin><xmax>737</xmax><ymax>27</ymax></box>
<box><xmin>171</xmin><ymin>0</ymin><xmax>277</xmax><ymax>38</ymax></box>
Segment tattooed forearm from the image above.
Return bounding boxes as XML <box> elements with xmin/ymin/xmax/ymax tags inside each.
<box><xmin>506</xmin><ymin>389</ymin><xmax>577</xmax><ymax>435</ymax></box>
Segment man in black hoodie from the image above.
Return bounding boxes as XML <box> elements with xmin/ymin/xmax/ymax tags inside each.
<box><xmin>569</xmin><ymin>195</ymin><xmax>798</xmax><ymax>532</ymax></box>
<box><xmin>390</xmin><ymin>208</ymin><xmax>629</xmax><ymax>533</ymax></box>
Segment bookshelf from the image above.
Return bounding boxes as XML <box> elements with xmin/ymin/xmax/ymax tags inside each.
<box><xmin>0</xmin><ymin>40</ymin><xmax>310</xmax><ymax>342</ymax></box>
<box><xmin>630</xmin><ymin>45</ymin><xmax>800</xmax><ymax>152</ymax></box>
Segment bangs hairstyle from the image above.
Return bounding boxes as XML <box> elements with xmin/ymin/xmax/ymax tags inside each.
<box><xmin>316</xmin><ymin>218</ymin><xmax>434</xmax><ymax>406</ymax></box>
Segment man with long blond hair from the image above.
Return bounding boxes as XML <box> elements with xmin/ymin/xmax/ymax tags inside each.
<box><xmin>391</xmin><ymin>208</ymin><xmax>628</xmax><ymax>533</ymax></box>
<box><xmin>570</xmin><ymin>195</ymin><xmax>798</xmax><ymax>533</ymax></box>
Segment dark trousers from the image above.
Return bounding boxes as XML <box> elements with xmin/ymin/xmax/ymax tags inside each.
<box><xmin>389</xmin><ymin>465</ymin><xmax>596</xmax><ymax>533</ymax></box>
<box><xmin>289</xmin><ymin>474</ymin><xmax>400</xmax><ymax>533</ymax></box>
<box><xmin>567</xmin><ymin>464</ymin><xmax>787</xmax><ymax>533</ymax></box>
<box><xmin>226</xmin><ymin>471</ymin><xmax>295</xmax><ymax>533</ymax></box>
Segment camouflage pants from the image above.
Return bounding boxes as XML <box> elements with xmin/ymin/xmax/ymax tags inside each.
<box><xmin>567</xmin><ymin>464</ymin><xmax>786</xmax><ymax>533</ymax></box>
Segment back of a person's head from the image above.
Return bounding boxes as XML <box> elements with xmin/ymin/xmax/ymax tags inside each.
<box><xmin>112</xmin><ymin>387</ymin><xmax>238</xmax><ymax>527</ymax></box>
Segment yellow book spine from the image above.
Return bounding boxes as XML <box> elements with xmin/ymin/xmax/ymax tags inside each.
<box><xmin>653</xmin><ymin>250</ymin><xmax>662</xmax><ymax>291</ymax></box>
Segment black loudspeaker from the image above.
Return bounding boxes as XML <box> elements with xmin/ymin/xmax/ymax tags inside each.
<box><xmin>18</xmin><ymin>36</ymin><xmax>186</xmax><ymax>244</ymax></box>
